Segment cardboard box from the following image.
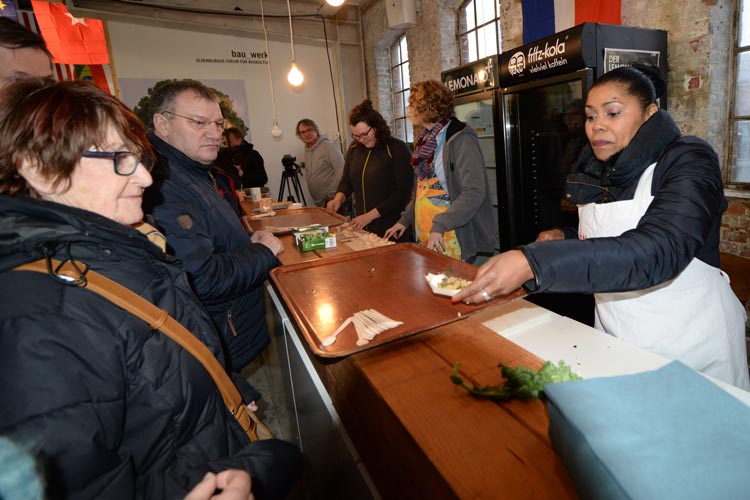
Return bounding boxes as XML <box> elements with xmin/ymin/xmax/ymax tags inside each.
<box><xmin>292</xmin><ymin>224</ymin><xmax>337</xmax><ymax>252</ymax></box>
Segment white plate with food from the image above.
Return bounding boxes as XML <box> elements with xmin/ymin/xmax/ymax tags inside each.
<box><xmin>425</xmin><ymin>273</ymin><xmax>472</xmax><ymax>297</ymax></box>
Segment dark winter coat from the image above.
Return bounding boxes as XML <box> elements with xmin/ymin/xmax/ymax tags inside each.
<box><xmin>0</xmin><ymin>195</ymin><xmax>301</xmax><ymax>499</ymax></box>
<box><xmin>337</xmin><ymin>136</ymin><xmax>414</xmax><ymax>237</ymax></box>
<box><xmin>215</xmin><ymin>140</ymin><xmax>268</xmax><ymax>188</ymax></box>
<box><xmin>521</xmin><ymin>110</ymin><xmax>726</xmax><ymax>293</ymax></box>
<box><xmin>143</xmin><ymin>134</ymin><xmax>277</xmax><ymax>371</ymax></box>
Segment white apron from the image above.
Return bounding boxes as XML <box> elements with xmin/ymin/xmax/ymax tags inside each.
<box><xmin>578</xmin><ymin>163</ymin><xmax>749</xmax><ymax>389</ymax></box>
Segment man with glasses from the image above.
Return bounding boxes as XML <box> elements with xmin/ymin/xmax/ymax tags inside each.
<box><xmin>143</xmin><ymin>80</ymin><xmax>283</xmax><ymax>403</ymax></box>
<box><xmin>295</xmin><ymin>118</ymin><xmax>345</xmax><ymax>209</ymax></box>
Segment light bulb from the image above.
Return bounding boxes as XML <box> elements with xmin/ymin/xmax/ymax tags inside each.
<box><xmin>287</xmin><ymin>63</ymin><xmax>304</xmax><ymax>86</ymax></box>
<box><xmin>271</xmin><ymin>123</ymin><xmax>282</xmax><ymax>138</ymax></box>
<box><xmin>326</xmin><ymin>0</ymin><xmax>345</xmax><ymax>6</ymax></box>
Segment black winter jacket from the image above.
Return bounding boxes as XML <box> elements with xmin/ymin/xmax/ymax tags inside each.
<box><xmin>0</xmin><ymin>195</ymin><xmax>301</xmax><ymax>499</ymax></box>
<box><xmin>337</xmin><ymin>136</ymin><xmax>414</xmax><ymax>237</ymax></box>
<box><xmin>143</xmin><ymin>134</ymin><xmax>277</xmax><ymax>371</ymax></box>
<box><xmin>215</xmin><ymin>140</ymin><xmax>268</xmax><ymax>188</ymax></box>
<box><xmin>522</xmin><ymin>110</ymin><xmax>726</xmax><ymax>293</ymax></box>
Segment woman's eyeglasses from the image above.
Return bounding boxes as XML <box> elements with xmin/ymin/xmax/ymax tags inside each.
<box><xmin>351</xmin><ymin>126</ymin><xmax>373</xmax><ymax>141</ymax></box>
<box><xmin>82</xmin><ymin>151</ymin><xmax>154</xmax><ymax>176</ymax></box>
<box><xmin>162</xmin><ymin>111</ymin><xmax>227</xmax><ymax>131</ymax></box>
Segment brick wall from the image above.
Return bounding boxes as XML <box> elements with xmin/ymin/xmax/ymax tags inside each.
<box><xmin>360</xmin><ymin>0</ymin><xmax>749</xmax><ymax>257</ymax></box>
<box><xmin>722</xmin><ymin>198</ymin><xmax>750</xmax><ymax>257</ymax></box>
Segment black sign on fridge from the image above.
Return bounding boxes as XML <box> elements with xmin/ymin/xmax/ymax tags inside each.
<box><xmin>498</xmin><ymin>22</ymin><xmax>668</xmax><ymax>249</ymax></box>
<box><xmin>441</xmin><ymin>55</ymin><xmax>501</xmax><ymax>253</ymax></box>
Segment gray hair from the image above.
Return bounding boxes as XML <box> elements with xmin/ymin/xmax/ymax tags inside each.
<box><xmin>149</xmin><ymin>79</ymin><xmax>218</xmax><ymax>120</ymax></box>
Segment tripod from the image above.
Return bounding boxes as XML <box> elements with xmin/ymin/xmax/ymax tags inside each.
<box><xmin>278</xmin><ymin>168</ymin><xmax>307</xmax><ymax>204</ymax></box>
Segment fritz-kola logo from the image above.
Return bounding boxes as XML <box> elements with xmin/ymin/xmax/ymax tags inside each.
<box><xmin>508</xmin><ymin>52</ymin><xmax>525</xmax><ymax>76</ymax></box>
<box><xmin>527</xmin><ymin>38</ymin><xmax>566</xmax><ymax>63</ymax></box>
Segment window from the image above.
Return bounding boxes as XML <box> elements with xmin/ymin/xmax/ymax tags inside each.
<box><xmin>458</xmin><ymin>0</ymin><xmax>501</xmax><ymax>64</ymax></box>
<box><xmin>729</xmin><ymin>0</ymin><xmax>750</xmax><ymax>185</ymax></box>
<box><xmin>391</xmin><ymin>34</ymin><xmax>413</xmax><ymax>144</ymax></box>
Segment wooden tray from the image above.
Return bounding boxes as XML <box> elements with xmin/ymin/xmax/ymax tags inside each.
<box><xmin>270</xmin><ymin>243</ymin><xmax>526</xmax><ymax>357</ymax></box>
<box><xmin>246</xmin><ymin>206</ymin><xmax>346</xmax><ymax>234</ymax></box>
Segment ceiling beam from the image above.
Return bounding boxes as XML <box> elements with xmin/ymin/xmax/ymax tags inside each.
<box><xmin>66</xmin><ymin>0</ymin><xmax>362</xmax><ymax>46</ymax></box>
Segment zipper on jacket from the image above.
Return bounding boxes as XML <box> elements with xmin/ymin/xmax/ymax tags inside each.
<box><xmin>227</xmin><ymin>309</ymin><xmax>239</xmax><ymax>337</ymax></box>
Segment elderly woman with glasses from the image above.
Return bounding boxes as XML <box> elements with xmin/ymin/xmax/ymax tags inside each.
<box><xmin>0</xmin><ymin>79</ymin><xmax>300</xmax><ymax>499</ymax></box>
<box><xmin>326</xmin><ymin>99</ymin><xmax>414</xmax><ymax>238</ymax></box>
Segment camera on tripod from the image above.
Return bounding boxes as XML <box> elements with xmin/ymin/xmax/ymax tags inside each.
<box><xmin>278</xmin><ymin>154</ymin><xmax>307</xmax><ymax>204</ymax></box>
<box><xmin>281</xmin><ymin>154</ymin><xmax>303</xmax><ymax>174</ymax></box>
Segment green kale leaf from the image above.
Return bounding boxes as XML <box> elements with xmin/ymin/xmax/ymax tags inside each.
<box><xmin>451</xmin><ymin>360</ymin><xmax>581</xmax><ymax>401</ymax></box>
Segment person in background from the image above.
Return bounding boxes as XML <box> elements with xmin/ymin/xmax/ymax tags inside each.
<box><xmin>0</xmin><ymin>78</ymin><xmax>300</xmax><ymax>500</ymax></box>
<box><xmin>454</xmin><ymin>65</ymin><xmax>749</xmax><ymax>390</ymax></box>
<box><xmin>215</xmin><ymin>127</ymin><xmax>268</xmax><ymax>189</ymax></box>
<box><xmin>326</xmin><ymin>100</ymin><xmax>413</xmax><ymax>237</ymax></box>
<box><xmin>295</xmin><ymin>118</ymin><xmax>345</xmax><ymax>208</ymax></box>
<box><xmin>142</xmin><ymin>80</ymin><xmax>283</xmax><ymax>379</ymax></box>
<box><xmin>0</xmin><ymin>16</ymin><xmax>52</xmax><ymax>85</ymax></box>
<box><xmin>384</xmin><ymin>80</ymin><xmax>495</xmax><ymax>262</ymax></box>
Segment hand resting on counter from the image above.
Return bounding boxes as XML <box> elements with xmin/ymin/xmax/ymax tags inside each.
<box><xmin>251</xmin><ymin>230</ymin><xmax>284</xmax><ymax>256</ymax></box>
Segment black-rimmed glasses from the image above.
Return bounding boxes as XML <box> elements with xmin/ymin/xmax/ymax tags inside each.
<box><xmin>162</xmin><ymin>111</ymin><xmax>227</xmax><ymax>131</ymax></box>
<box><xmin>351</xmin><ymin>126</ymin><xmax>373</xmax><ymax>141</ymax></box>
<box><xmin>81</xmin><ymin>151</ymin><xmax>154</xmax><ymax>176</ymax></box>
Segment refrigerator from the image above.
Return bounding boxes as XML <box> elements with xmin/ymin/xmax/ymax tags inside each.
<box><xmin>441</xmin><ymin>54</ymin><xmax>502</xmax><ymax>253</ymax></box>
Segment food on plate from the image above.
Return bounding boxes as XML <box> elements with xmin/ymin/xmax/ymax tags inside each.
<box><xmin>438</xmin><ymin>276</ymin><xmax>471</xmax><ymax>290</ymax></box>
<box><xmin>425</xmin><ymin>273</ymin><xmax>473</xmax><ymax>297</ymax></box>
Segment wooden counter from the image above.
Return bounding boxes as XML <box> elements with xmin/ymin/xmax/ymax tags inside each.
<box><xmin>266</xmin><ymin>226</ymin><xmax>749</xmax><ymax>499</ymax></box>
<box><xmin>303</xmin><ymin>307</ymin><xmax>578</xmax><ymax>499</ymax></box>
<box><xmin>265</xmin><ymin>237</ymin><xmax>577</xmax><ymax>499</ymax></box>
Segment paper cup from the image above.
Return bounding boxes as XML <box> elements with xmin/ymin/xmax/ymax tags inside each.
<box><xmin>250</xmin><ymin>187</ymin><xmax>262</xmax><ymax>202</ymax></box>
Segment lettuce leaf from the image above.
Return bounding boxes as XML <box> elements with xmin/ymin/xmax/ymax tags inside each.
<box><xmin>451</xmin><ymin>360</ymin><xmax>581</xmax><ymax>401</ymax></box>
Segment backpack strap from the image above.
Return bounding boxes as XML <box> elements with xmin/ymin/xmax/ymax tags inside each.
<box><xmin>14</xmin><ymin>258</ymin><xmax>269</xmax><ymax>442</ymax></box>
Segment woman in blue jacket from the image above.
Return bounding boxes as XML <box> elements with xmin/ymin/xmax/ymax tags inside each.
<box><xmin>455</xmin><ymin>65</ymin><xmax>749</xmax><ymax>389</ymax></box>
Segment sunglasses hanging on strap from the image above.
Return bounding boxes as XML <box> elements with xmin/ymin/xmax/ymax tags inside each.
<box><xmin>14</xmin><ymin>258</ymin><xmax>272</xmax><ymax>442</ymax></box>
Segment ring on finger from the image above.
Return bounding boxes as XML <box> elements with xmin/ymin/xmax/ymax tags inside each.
<box><xmin>481</xmin><ymin>289</ymin><xmax>492</xmax><ymax>302</ymax></box>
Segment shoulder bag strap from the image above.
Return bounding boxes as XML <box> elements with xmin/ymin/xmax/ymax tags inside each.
<box><xmin>15</xmin><ymin>259</ymin><xmax>261</xmax><ymax>442</ymax></box>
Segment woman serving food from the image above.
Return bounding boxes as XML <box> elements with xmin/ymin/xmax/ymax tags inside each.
<box><xmin>454</xmin><ymin>65</ymin><xmax>749</xmax><ymax>389</ymax></box>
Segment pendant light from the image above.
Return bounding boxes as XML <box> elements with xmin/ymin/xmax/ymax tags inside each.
<box><xmin>326</xmin><ymin>0</ymin><xmax>346</xmax><ymax>6</ymax></box>
<box><xmin>286</xmin><ymin>0</ymin><xmax>304</xmax><ymax>86</ymax></box>
<box><xmin>260</xmin><ymin>0</ymin><xmax>282</xmax><ymax>137</ymax></box>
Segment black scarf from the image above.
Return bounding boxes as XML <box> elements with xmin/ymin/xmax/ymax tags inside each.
<box><xmin>565</xmin><ymin>110</ymin><xmax>681</xmax><ymax>204</ymax></box>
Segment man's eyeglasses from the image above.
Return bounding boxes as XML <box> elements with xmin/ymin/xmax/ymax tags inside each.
<box><xmin>351</xmin><ymin>126</ymin><xmax>373</xmax><ymax>141</ymax></box>
<box><xmin>82</xmin><ymin>151</ymin><xmax>154</xmax><ymax>176</ymax></box>
<box><xmin>162</xmin><ymin>111</ymin><xmax>227</xmax><ymax>131</ymax></box>
<box><xmin>298</xmin><ymin>128</ymin><xmax>316</xmax><ymax>135</ymax></box>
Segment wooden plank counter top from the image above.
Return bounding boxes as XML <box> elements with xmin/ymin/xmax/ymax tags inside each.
<box><xmin>265</xmin><ymin>236</ymin><xmax>578</xmax><ymax>498</ymax></box>
<box><xmin>291</xmin><ymin>303</ymin><xmax>578</xmax><ymax>499</ymax></box>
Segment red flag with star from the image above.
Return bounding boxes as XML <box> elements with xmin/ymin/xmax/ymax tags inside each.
<box><xmin>31</xmin><ymin>0</ymin><xmax>108</xmax><ymax>65</ymax></box>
